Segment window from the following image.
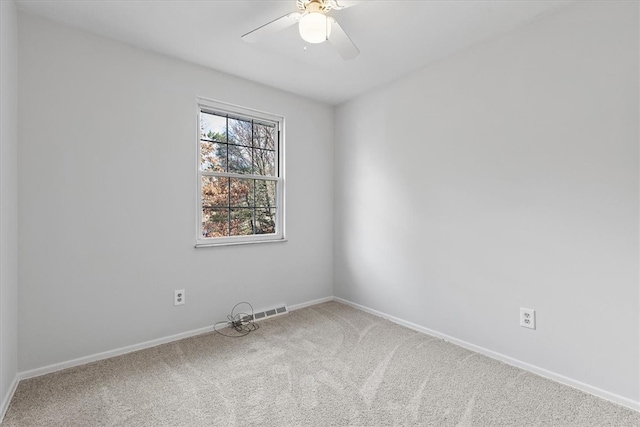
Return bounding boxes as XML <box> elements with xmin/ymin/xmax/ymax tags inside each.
<box><xmin>196</xmin><ymin>98</ymin><xmax>284</xmax><ymax>247</ymax></box>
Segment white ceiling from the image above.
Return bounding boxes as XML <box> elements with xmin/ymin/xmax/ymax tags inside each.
<box><xmin>15</xmin><ymin>0</ymin><xmax>574</xmax><ymax>105</ymax></box>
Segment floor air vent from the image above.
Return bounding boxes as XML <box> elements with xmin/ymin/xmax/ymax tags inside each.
<box><xmin>247</xmin><ymin>305</ymin><xmax>288</xmax><ymax>323</ymax></box>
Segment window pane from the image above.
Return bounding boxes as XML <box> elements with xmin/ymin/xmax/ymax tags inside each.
<box><xmin>200</xmin><ymin>142</ymin><xmax>227</xmax><ymax>172</ymax></box>
<box><xmin>253</xmin><ymin>148</ymin><xmax>275</xmax><ymax>176</ymax></box>
<box><xmin>228</xmin><ymin>145</ymin><xmax>252</xmax><ymax>174</ymax></box>
<box><xmin>198</xmin><ymin>102</ymin><xmax>282</xmax><ymax>244</ymax></box>
<box><xmin>254</xmin><ymin>180</ymin><xmax>276</xmax><ymax>207</ymax></box>
<box><xmin>202</xmin><ymin>208</ymin><xmax>229</xmax><ymax>238</ymax></box>
<box><xmin>230</xmin><ymin>208</ymin><xmax>254</xmax><ymax>236</ymax></box>
<box><xmin>255</xmin><ymin>209</ymin><xmax>276</xmax><ymax>234</ymax></box>
<box><xmin>228</xmin><ymin>118</ymin><xmax>252</xmax><ymax>147</ymax></box>
<box><xmin>253</xmin><ymin>123</ymin><xmax>275</xmax><ymax>150</ymax></box>
<box><xmin>202</xmin><ymin>176</ymin><xmax>229</xmax><ymax>207</ymax></box>
<box><xmin>230</xmin><ymin>178</ymin><xmax>253</xmax><ymax>207</ymax></box>
<box><xmin>200</xmin><ymin>112</ymin><xmax>226</xmax><ymax>142</ymax></box>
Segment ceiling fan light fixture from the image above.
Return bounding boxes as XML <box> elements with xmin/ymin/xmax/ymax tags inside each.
<box><xmin>299</xmin><ymin>12</ymin><xmax>330</xmax><ymax>44</ymax></box>
<box><xmin>241</xmin><ymin>0</ymin><xmax>359</xmax><ymax>60</ymax></box>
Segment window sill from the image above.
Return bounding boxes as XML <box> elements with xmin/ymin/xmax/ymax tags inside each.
<box><xmin>195</xmin><ymin>238</ymin><xmax>288</xmax><ymax>248</ymax></box>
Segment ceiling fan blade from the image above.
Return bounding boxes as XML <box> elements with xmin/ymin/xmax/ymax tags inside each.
<box><xmin>327</xmin><ymin>18</ymin><xmax>359</xmax><ymax>60</ymax></box>
<box><xmin>328</xmin><ymin>0</ymin><xmax>362</xmax><ymax>10</ymax></box>
<box><xmin>241</xmin><ymin>12</ymin><xmax>302</xmax><ymax>43</ymax></box>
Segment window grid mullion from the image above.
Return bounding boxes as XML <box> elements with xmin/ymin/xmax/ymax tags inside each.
<box><xmin>252</xmin><ymin>120</ymin><xmax>257</xmax><ymax>233</ymax></box>
<box><xmin>251</xmin><ymin>120</ymin><xmax>258</xmax><ymax>234</ymax></box>
<box><xmin>226</xmin><ymin>115</ymin><xmax>231</xmax><ymax>237</ymax></box>
<box><xmin>200</xmin><ymin>171</ymin><xmax>278</xmax><ymax>181</ymax></box>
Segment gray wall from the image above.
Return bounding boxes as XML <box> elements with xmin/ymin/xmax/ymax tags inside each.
<box><xmin>334</xmin><ymin>2</ymin><xmax>639</xmax><ymax>402</ymax></box>
<box><xmin>0</xmin><ymin>0</ymin><xmax>19</xmax><ymax>410</ymax></box>
<box><xmin>17</xmin><ymin>13</ymin><xmax>334</xmax><ymax>371</ymax></box>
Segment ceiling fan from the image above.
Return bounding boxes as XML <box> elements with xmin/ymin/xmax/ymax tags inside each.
<box><xmin>241</xmin><ymin>0</ymin><xmax>360</xmax><ymax>60</ymax></box>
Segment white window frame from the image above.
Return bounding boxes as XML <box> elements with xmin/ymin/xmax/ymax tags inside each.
<box><xmin>196</xmin><ymin>97</ymin><xmax>285</xmax><ymax>247</ymax></box>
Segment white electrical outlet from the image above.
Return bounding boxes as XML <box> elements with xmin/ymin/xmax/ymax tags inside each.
<box><xmin>174</xmin><ymin>289</ymin><xmax>185</xmax><ymax>306</ymax></box>
<box><xmin>520</xmin><ymin>307</ymin><xmax>535</xmax><ymax>329</ymax></box>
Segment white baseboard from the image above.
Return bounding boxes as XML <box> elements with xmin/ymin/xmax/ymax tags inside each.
<box><xmin>13</xmin><ymin>295</ymin><xmax>638</xmax><ymax>416</ymax></box>
<box><xmin>289</xmin><ymin>295</ymin><xmax>334</xmax><ymax>311</ymax></box>
<box><xmin>333</xmin><ymin>296</ymin><xmax>640</xmax><ymax>413</ymax></box>
<box><xmin>18</xmin><ymin>295</ymin><xmax>334</xmax><ymax>381</ymax></box>
<box><xmin>0</xmin><ymin>375</ymin><xmax>19</xmax><ymax>422</ymax></box>
<box><xmin>18</xmin><ymin>324</ymin><xmax>216</xmax><ymax>381</ymax></box>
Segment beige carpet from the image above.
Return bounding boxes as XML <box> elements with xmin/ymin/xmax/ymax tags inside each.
<box><xmin>3</xmin><ymin>302</ymin><xmax>639</xmax><ymax>426</ymax></box>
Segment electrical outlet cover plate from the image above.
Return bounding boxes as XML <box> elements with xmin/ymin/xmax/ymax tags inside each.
<box><xmin>174</xmin><ymin>289</ymin><xmax>185</xmax><ymax>306</ymax></box>
<box><xmin>520</xmin><ymin>307</ymin><xmax>535</xmax><ymax>329</ymax></box>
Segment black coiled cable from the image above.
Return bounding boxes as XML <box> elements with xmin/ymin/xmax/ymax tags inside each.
<box><xmin>213</xmin><ymin>301</ymin><xmax>260</xmax><ymax>338</ymax></box>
